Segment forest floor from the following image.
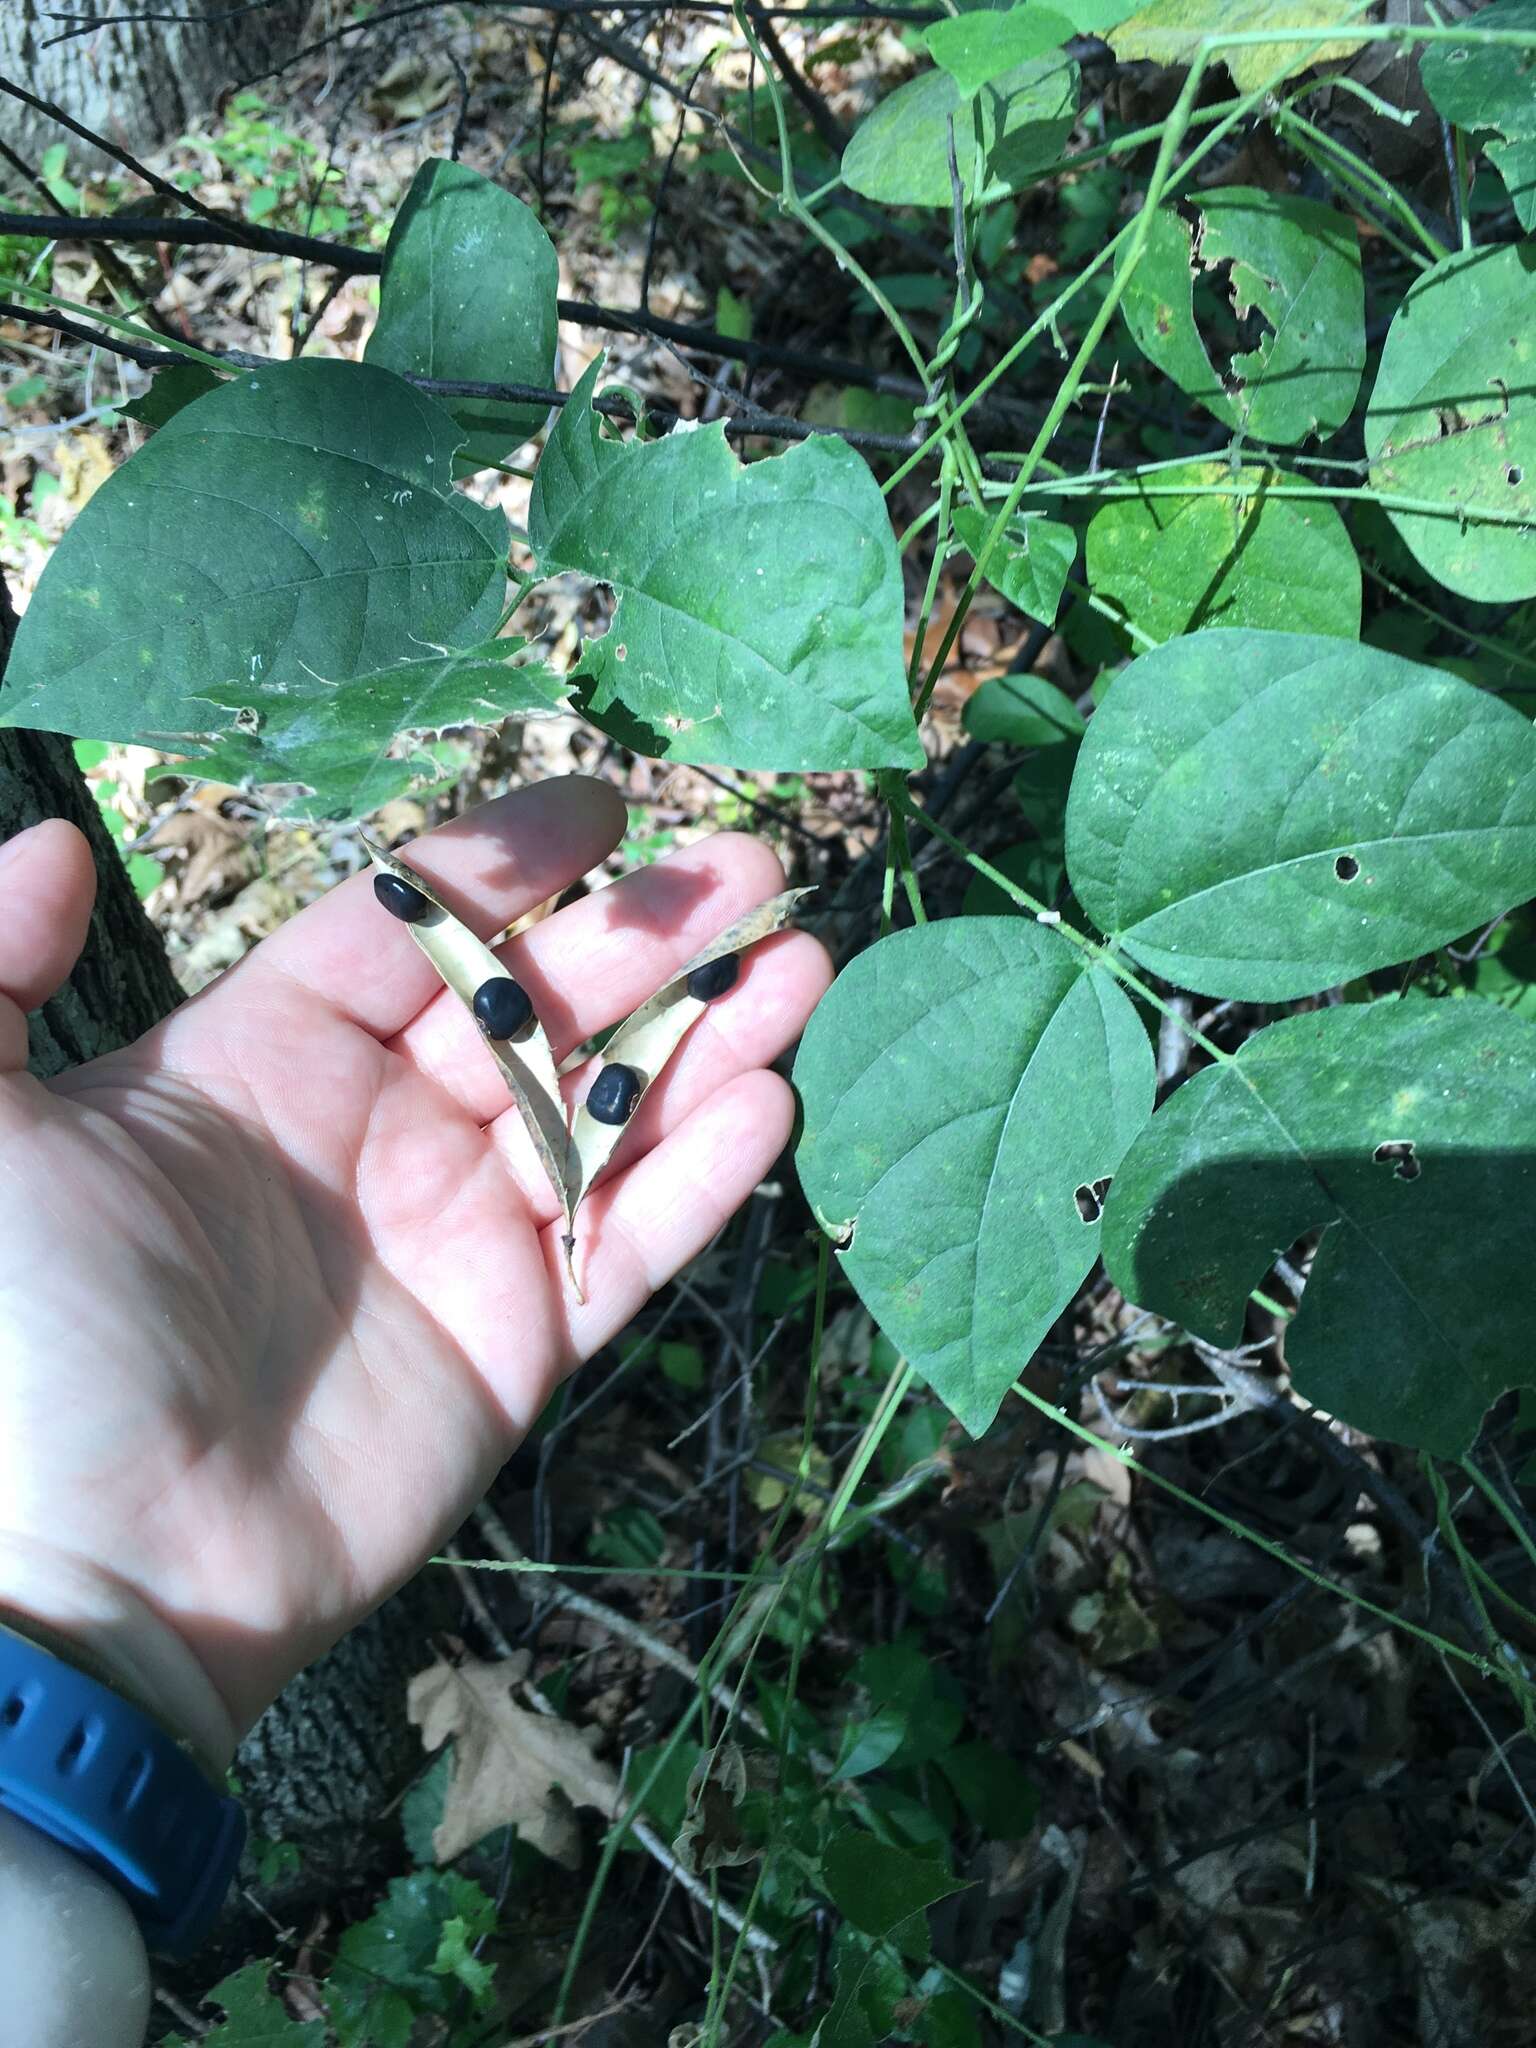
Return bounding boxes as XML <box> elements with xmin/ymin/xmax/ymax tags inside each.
<box><xmin>5</xmin><ymin>13</ymin><xmax>1536</xmax><ymax>2047</ymax></box>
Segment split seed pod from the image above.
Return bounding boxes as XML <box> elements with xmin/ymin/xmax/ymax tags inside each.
<box><xmin>365</xmin><ymin>831</ymin><xmax>810</xmax><ymax>1300</ymax></box>
<box><xmin>563</xmin><ymin>888</ymin><xmax>815</xmax><ymax>1282</ymax></box>
<box><xmin>361</xmin><ymin>833</ymin><xmax>579</xmax><ymax>1234</ymax></box>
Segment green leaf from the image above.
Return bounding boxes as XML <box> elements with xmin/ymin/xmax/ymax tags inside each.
<box><xmin>1364</xmin><ymin>243</ymin><xmax>1536</xmax><ymax>602</ymax></box>
<box><xmin>1084</xmin><ymin>462</ymin><xmax>1361</xmax><ymax>642</ymax></box>
<box><xmin>951</xmin><ymin>506</ymin><xmax>1076</xmax><ymax>624</ymax></box>
<box><xmin>815</xmin><ymin>1927</ymin><xmax>905</xmax><ymax>2048</ymax></box>
<box><xmin>1103</xmin><ymin>1000</ymin><xmax>1536</xmax><ymax>1455</ymax></box>
<box><xmin>1105</xmin><ymin>0</ymin><xmax>1367</xmax><ymax>93</ymax></box>
<box><xmin>529</xmin><ymin>357</ymin><xmax>921</xmax><ymax>772</ymax></box>
<box><xmin>963</xmin><ymin>671</ymin><xmax>1085</xmax><ymax>747</ymax></box>
<box><xmin>588</xmin><ymin>1504</ymin><xmax>666</xmax><ymax>1570</ymax></box>
<box><xmin>961</xmin><ymin>840</ymin><xmax>1064</xmax><ymax>914</ymax></box>
<box><xmin>1013</xmin><ymin>744</ymin><xmax>1077</xmax><ymax>859</ymax></box>
<box><xmin>0</xmin><ymin>361</ymin><xmax>509</xmax><ymax>763</ymax></box>
<box><xmin>795</xmin><ymin>921</ymin><xmax>1155</xmax><ymax>1434</ymax></box>
<box><xmin>366</xmin><ymin>157</ymin><xmax>559</xmax><ymax>465</ymax></box>
<box><xmin>938</xmin><ymin>1742</ymin><xmax>1040</xmax><ymax>1837</ymax></box>
<box><xmin>822</xmin><ymin>1833</ymin><xmax>965</xmax><ymax>1959</ymax></box>
<box><xmin>923</xmin><ymin>6</ymin><xmax>1075</xmax><ymax>95</ymax></box>
<box><xmin>1065</xmin><ymin>629</ymin><xmax>1536</xmax><ymax>1002</ymax></box>
<box><xmin>1489</xmin><ymin>136</ymin><xmax>1536</xmax><ymax>233</ymax></box>
<box><xmin>430</xmin><ymin>1915</ymin><xmax>497</xmax><ymax>2006</ymax></box>
<box><xmin>1421</xmin><ymin>2</ymin><xmax>1536</xmax><ymax>146</ymax></box>
<box><xmin>329</xmin><ymin>1871</ymin><xmax>497</xmax><ymax>2038</ymax></box>
<box><xmin>181</xmin><ymin>639</ymin><xmax>566</xmax><ymax>821</ymax></box>
<box><xmin>1119</xmin><ymin>191</ymin><xmax>1363</xmax><ymax>445</ymax></box>
<box><xmin>118</xmin><ymin>361</ymin><xmax>230</xmax><ymax>429</ymax></box>
<box><xmin>192</xmin><ymin>1963</ymin><xmax>324</xmax><ymax>2047</ymax></box>
<box><xmin>841</xmin><ymin>53</ymin><xmax>1077</xmax><ymax>208</ymax></box>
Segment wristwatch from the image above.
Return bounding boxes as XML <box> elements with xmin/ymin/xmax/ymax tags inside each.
<box><xmin>0</xmin><ymin>1621</ymin><xmax>246</xmax><ymax>1957</ymax></box>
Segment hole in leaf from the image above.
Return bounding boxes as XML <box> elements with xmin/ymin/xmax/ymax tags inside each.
<box><xmin>1334</xmin><ymin>854</ymin><xmax>1361</xmax><ymax>882</ymax></box>
<box><xmin>1508</xmin><ymin>465</ymin><xmax>1525</xmax><ymax>487</ymax></box>
<box><xmin>1373</xmin><ymin>1139</ymin><xmax>1420</xmax><ymax>1182</ymax></box>
<box><xmin>1074</xmin><ymin>1176</ymin><xmax>1112</xmax><ymax>1224</ymax></box>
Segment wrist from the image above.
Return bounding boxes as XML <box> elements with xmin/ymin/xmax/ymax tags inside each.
<box><xmin>0</xmin><ymin>1538</ymin><xmax>238</xmax><ymax>1779</ymax></box>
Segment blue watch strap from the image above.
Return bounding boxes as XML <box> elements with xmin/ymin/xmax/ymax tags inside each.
<box><xmin>0</xmin><ymin>1624</ymin><xmax>245</xmax><ymax>1957</ymax></box>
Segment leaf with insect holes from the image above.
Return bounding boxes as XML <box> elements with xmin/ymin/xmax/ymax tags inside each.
<box><xmin>1064</xmin><ymin>629</ymin><xmax>1536</xmax><ymax>1002</ymax></box>
<box><xmin>362</xmin><ymin>835</ymin><xmax>578</xmax><ymax>1223</ymax></box>
<box><xmin>0</xmin><ymin>360</ymin><xmax>509</xmax><ymax>769</ymax></box>
<box><xmin>1365</xmin><ymin>243</ymin><xmax>1536</xmax><ymax>602</ymax></box>
<box><xmin>160</xmin><ymin>1963</ymin><xmax>324</xmax><ymax>2048</ymax></box>
<box><xmin>1105</xmin><ymin>0</ymin><xmax>1367</xmax><ymax>94</ymax></box>
<box><xmin>366</xmin><ymin>158</ymin><xmax>560</xmax><ymax>466</ymax></box>
<box><xmin>1084</xmin><ymin>462</ymin><xmax>1361</xmax><ymax>642</ymax></box>
<box><xmin>951</xmin><ymin>506</ymin><xmax>1076</xmax><ymax>626</ymax></box>
<box><xmin>407</xmin><ymin>1657</ymin><xmax>620</xmax><ymax>1867</ymax></box>
<box><xmin>185</xmin><ymin>640</ymin><xmax>568</xmax><ymax>821</ymax></box>
<box><xmin>795</xmin><ymin>920</ymin><xmax>1155</xmax><ymax>1436</ymax></box>
<box><xmin>1102</xmin><ymin>1000</ymin><xmax>1536</xmax><ymax>1456</ymax></box>
<box><xmin>840</xmin><ymin>51</ymin><xmax>1078</xmax><ymax>209</ymax></box>
<box><xmin>528</xmin><ymin>358</ymin><xmax>920</xmax><ymax>773</ymax></box>
<box><xmin>1118</xmin><ymin>192</ymin><xmax>1363</xmax><ymax>446</ymax></box>
<box><xmin>1421</xmin><ymin>2</ymin><xmax>1536</xmax><ymax>146</ymax></box>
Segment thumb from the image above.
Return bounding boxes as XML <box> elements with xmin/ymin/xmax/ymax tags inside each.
<box><xmin>0</xmin><ymin>820</ymin><xmax>98</xmax><ymax>1074</ymax></box>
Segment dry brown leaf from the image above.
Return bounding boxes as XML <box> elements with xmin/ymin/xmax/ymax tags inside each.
<box><xmin>407</xmin><ymin>1656</ymin><xmax>621</xmax><ymax>1869</ymax></box>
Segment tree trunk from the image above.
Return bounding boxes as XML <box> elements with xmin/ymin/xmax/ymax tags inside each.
<box><xmin>1</xmin><ymin>0</ymin><xmax>310</xmax><ymax>168</ymax></box>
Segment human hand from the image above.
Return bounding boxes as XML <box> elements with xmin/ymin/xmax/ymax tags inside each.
<box><xmin>0</xmin><ymin>782</ymin><xmax>830</xmax><ymax>1761</ymax></box>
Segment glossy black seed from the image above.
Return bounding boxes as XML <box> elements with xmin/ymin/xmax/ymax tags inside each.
<box><xmin>686</xmin><ymin>953</ymin><xmax>740</xmax><ymax>1003</ymax></box>
<box><xmin>373</xmin><ymin>872</ymin><xmax>432</xmax><ymax>923</ymax></box>
<box><xmin>587</xmin><ymin>1061</ymin><xmax>643</xmax><ymax>1127</ymax></box>
<box><xmin>473</xmin><ymin>976</ymin><xmax>533</xmax><ymax>1040</ymax></box>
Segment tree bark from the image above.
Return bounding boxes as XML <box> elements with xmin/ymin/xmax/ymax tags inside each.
<box><xmin>1</xmin><ymin>1</ymin><xmax>310</xmax><ymax>169</ymax></box>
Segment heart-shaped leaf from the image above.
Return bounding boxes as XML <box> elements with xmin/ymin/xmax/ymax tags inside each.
<box><xmin>1085</xmin><ymin>462</ymin><xmax>1360</xmax><ymax>642</ymax></box>
<box><xmin>1118</xmin><ymin>192</ymin><xmax>1364</xmax><ymax>445</ymax></box>
<box><xmin>366</xmin><ymin>158</ymin><xmax>560</xmax><ymax>466</ymax></box>
<box><xmin>952</xmin><ymin>506</ymin><xmax>1076</xmax><ymax>625</ymax></box>
<box><xmin>186</xmin><ymin>640</ymin><xmax>567</xmax><ymax>821</ymax></box>
<box><xmin>795</xmin><ymin>920</ymin><xmax>1155</xmax><ymax>1435</ymax></box>
<box><xmin>840</xmin><ymin>52</ymin><xmax>1077</xmax><ymax>208</ymax></box>
<box><xmin>528</xmin><ymin>358</ymin><xmax>921</xmax><ymax>772</ymax></box>
<box><xmin>1365</xmin><ymin>243</ymin><xmax>1536</xmax><ymax>601</ymax></box>
<box><xmin>0</xmin><ymin>359</ymin><xmax>509</xmax><ymax>757</ymax></box>
<box><xmin>1065</xmin><ymin>629</ymin><xmax>1536</xmax><ymax>1001</ymax></box>
<box><xmin>1102</xmin><ymin>999</ymin><xmax>1536</xmax><ymax>1456</ymax></box>
<box><xmin>963</xmin><ymin>672</ymin><xmax>1085</xmax><ymax>748</ymax></box>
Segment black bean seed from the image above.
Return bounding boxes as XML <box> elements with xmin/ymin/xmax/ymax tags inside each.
<box><xmin>586</xmin><ymin>1062</ymin><xmax>643</xmax><ymax>1126</ymax></box>
<box><xmin>374</xmin><ymin>872</ymin><xmax>433</xmax><ymax>923</ymax></box>
<box><xmin>686</xmin><ymin>953</ymin><xmax>740</xmax><ymax>1003</ymax></box>
<box><xmin>473</xmin><ymin>976</ymin><xmax>533</xmax><ymax>1040</ymax></box>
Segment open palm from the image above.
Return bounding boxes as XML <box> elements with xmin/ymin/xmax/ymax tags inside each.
<box><xmin>0</xmin><ymin>780</ymin><xmax>829</xmax><ymax>1754</ymax></box>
